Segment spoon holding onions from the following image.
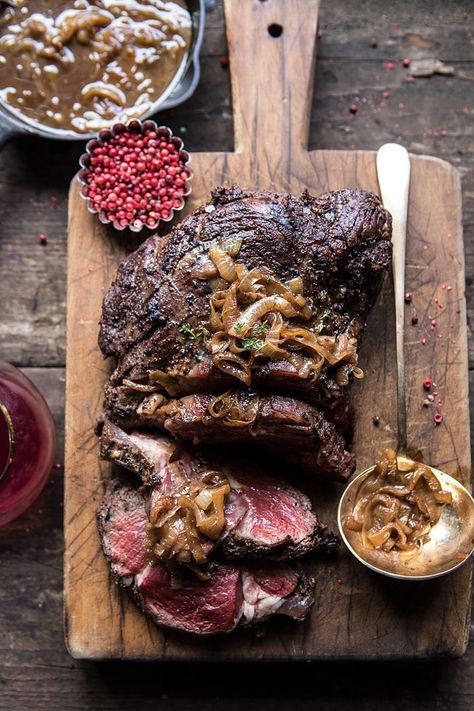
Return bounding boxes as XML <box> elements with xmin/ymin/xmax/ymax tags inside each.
<box><xmin>337</xmin><ymin>143</ymin><xmax>474</xmax><ymax>580</ymax></box>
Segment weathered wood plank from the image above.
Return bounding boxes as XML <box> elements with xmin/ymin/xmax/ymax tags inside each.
<box><xmin>1</xmin><ymin>2</ymin><xmax>473</xmax><ymax>367</ymax></box>
<box><xmin>0</xmin><ymin>0</ymin><xmax>473</xmax><ymax>706</ymax></box>
<box><xmin>1</xmin><ymin>368</ymin><xmax>473</xmax><ymax>708</ymax></box>
<box><xmin>65</xmin><ymin>0</ymin><xmax>470</xmax><ymax>661</ymax></box>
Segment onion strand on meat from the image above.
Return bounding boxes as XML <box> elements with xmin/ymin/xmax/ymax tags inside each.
<box><xmin>147</xmin><ymin>469</ymin><xmax>231</xmax><ymax>569</ymax></box>
<box><xmin>202</xmin><ymin>239</ymin><xmax>364</xmax><ymax>386</ymax></box>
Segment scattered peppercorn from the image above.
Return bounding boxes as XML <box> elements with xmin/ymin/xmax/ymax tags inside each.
<box><xmin>82</xmin><ymin>123</ymin><xmax>191</xmax><ymax>230</ymax></box>
<box><xmin>370</xmin><ymin>36</ymin><xmax>378</xmax><ymax>48</ymax></box>
<box><xmin>404</xmin><ymin>292</ymin><xmax>413</xmax><ymax>303</ymax></box>
<box><xmin>336</xmin><ymin>578</ymin><xmax>344</xmax><ymax>585</ymax></box>
<box><xmin>434</xmin><ymin>413</ymin><xmax>443</xmax><ymax>425</ymax></box>
<box><xmin>402</xmin><ymin>57</ymin><xmax>410</xmax><ymax>67</ymax></box>
<box><xmin>422</xmin><ymin>377</ymin><xmax>432</xmax><ymax>390</ymax></box>
<box><xmin>423</xmin><ymin>399</ymin><xmax>430</xmax><ymax>407</ymax></box>
<box><xmin>411</xmin><ymin>315</ymin><xmax>419</xmax><ymax>325</ymax></box>
<box><xmin>38</xmin><ymin>233</ymin><xmax>47</xmax><ymax>244</ymax></box>
<box><xmin>219</xmin><ymin>54</ymin><xmax>229</xmax><ymax>69</ymax></box>
<box><xmin>372</xmin><ymin>415</ymin><xmax>380</xmax><ymax>426</ymax></box>
<box><xmin>349</xmin><ymin>103</ymin><xmax>358</xmax><ymax>114</ymax></box>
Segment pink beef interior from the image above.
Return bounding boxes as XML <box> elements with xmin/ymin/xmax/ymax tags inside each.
<box><xmin>136</xmin><ymin>563</ymin><xmax>243</xmax><ymax>635</ymax></box>
<box><xmin>249</xmin><ymin>565</ymin><xmax>299</xmax><ymax>597</ymax></box>
<box><xmin>101</xmin><ymin>498</ymin><xmax>149</xmax><ymax>578</ymax></box>
<box><xmin>98</xmin><ymin>481</ymin><xmax>316</xmax><ymax>633</ymax></box>
<box><xmin>232</xmin><ymin>471</ymin><xmax>316</xmax><ymax>546</ymax></box>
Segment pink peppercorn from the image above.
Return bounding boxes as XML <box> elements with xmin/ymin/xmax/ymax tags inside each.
<box><xmin>82</xmin><ymin>124</ymin><xmax>191</xmax><ymax>229</ymax></box>
<box><xmin>423</xmin><ymin>378</ymin><xmax>432</xmax><ymax>390</ymax></box>
<box><xmin>434</xmin><ymin>413</ymin><xmax>443</xmax><ymax>425</ymax></box>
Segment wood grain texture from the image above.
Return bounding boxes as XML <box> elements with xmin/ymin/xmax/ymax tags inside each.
<box><xmin>0</xmin><ymin>1</ymin><xmax>474</xmax><ymax>709</ymax></box>
<box><xmin>64</xmin><ymin>0</ymin><xmax>471</xmax><ymax>660</ymax></box>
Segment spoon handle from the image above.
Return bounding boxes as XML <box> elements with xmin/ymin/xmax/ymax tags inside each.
<box><xmin>376</xmin><ymin>143</ymin><xmax>411</xmax><ymax>454</ymax></box>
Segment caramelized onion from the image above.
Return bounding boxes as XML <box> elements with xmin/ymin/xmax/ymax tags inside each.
<box><xmin>221</xmin><ymin>282</ymin><xmax>240</xmax><ymax>331</ymax></box>
<box><xmin>220</xmin><ymin>236</ymin><xmax>243</xmax><ymax>257</ymax></box>
<box><xmin>122</xmin><ymin>379</ymin><xmax>159</xmax><ymax>393</ymax></box>
<box><xmin>188</xmin><ymin>238</ymin><xmax>364</xmax><ymax>387</ymax></box>
<box><xmin>209</xmin><ymin>244</ymin><xmax>238</xmax><ymax>282</ymax></box>
<box><xmin>228</xmin><ymin>296</ymin><xmax>299</xmax><ymax>336</ymax></box>
<box><xmin>203</xmin><ymin>390</ymin><xmax>260</xmax><ymax>429</ymax></box>
<box><xmin>148</xmin><ymin>369</ymin><xmax>182</xmax><ymax>396</ymax></box>
<box><xmin>58</xmin><ymin>10</ymin><xmax>112</xmax><ymax>45</ymax></box>
<box><xmin>212</xmin><ymin>352</ymin><xmax>251</xmax><ymax>386</ymax></box>
<box><xmin>344</xmin><ymin>449</ymin><xmax>453</xmax><ymax>556</ymax></box>
<box><xmin>147</xmin><ymin>469</ymin><xmax>231</xmax><ymax>567</ymax></box>
<box><xmin>136</xmin><ymin>393</ymin><xmax>168</xmax><ymax>416</ymax></box>
<box><xmin>192</xmin><ymin>256</ymin><xmax>218</xmax><ymax>280</ymax></box>
<box><xmin>287</xmin><ymin>276</ymin><xmax>304</xmax><ymax>294</ymax></box>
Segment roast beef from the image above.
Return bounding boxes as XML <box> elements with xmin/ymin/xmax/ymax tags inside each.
<box><xmin>101</xmin><ymin>387</ymin><xmax>355</xmax><ymax>480</ymax></box>
<box><xmin>98</xmin><ymin>419</ymin><xmax>339</xmax><ymax>559</ymax></box>
<box><xmin>99</xmin><ymin>186</ymin><xmax>391</xmax><ymax>410</ymax></box>
<box><xmin>97</xmin><ymin>480</ymin><xmax>315</xmax><ymax>634</ymax></box>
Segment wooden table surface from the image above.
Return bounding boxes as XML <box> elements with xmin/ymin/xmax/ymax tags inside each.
<box><xmin>0</xmin><ymin>0</ymin><xmax>473</xmax><ymax>708</ymax></box>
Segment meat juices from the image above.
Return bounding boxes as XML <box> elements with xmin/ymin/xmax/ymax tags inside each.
<box><xmin>0</xmin><ymin>0</ymin><xmax>191</xmax><ymax>133</ymax></box>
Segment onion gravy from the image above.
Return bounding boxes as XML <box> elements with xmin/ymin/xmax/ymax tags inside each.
<box><xmin>0</xmin><ymin>0</ymin><xmax>191</xmax><ymax>133</ymax></box>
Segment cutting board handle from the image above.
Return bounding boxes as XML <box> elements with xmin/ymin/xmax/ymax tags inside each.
<box><xmin>224</xmin><ymin>0</ymin><xmax>320</xmax><ymax>161</ymax></box>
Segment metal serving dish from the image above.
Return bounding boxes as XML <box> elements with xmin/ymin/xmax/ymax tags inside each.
<box><xmin>0</xmin><ymin>0</ymin><xmax>204</xmax><ymax>148</ymax></box>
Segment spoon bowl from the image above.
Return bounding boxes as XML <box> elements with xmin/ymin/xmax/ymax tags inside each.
<box><xmin>338</xmin><ymin>456</ymin><xmax>474</xmax><ymax>580</ymax></box>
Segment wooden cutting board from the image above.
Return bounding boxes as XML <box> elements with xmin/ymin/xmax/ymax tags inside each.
<box><xmin>65</xmin><ymin>0</ymin><xmax>471</xmax><ymax>660</ymax></box>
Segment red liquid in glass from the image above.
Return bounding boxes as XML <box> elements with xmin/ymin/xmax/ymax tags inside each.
<box><xmin>0</xmin><ymin>361</ymin><xmax>55</xmax><ymax>526</ymax></box>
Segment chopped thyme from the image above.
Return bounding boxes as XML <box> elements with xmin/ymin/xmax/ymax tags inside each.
<box><xmin>255</xmin><ymin>320</ymin><xmax>268</xmax><ymax>334</ymax></box>
<box><xmin>234</xmin><ymin>322</ymin><xmax>244</xmax><ymax>335</ymax></box>
<box><xmin>179</xmin><ymin>323</ymin><xmax>210</xmax><ymax>341</ymax></box>
<box><xmin>314</xmin><ymin>308</ymin><xmax>332</xmax><ymax>334</ymax></box>
<box><xmin>241</xmin><ymin>337</ymin><xmax>263</xmax><ymax>351</ymax></box>
<box><xmin>195</xmin><ymin>349</ymin><xmax>206</xmax><ymax>362</ymax></box>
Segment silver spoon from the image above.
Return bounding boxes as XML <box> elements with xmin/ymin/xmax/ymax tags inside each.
<box><xmin>337</xmin><ymin>143</ymin><xmax>474</xmax><ymax>580</ymax></box>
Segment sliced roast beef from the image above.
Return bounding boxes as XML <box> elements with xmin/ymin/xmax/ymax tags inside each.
<box><xmin>218</xmin><ymin>468</ymin><xmax>338</xmax><ymax>559</ymax></box>
<box><xmin>97</xmin><ymin>479</ymin><xmax>149</xmax><ymax>580</ymax></box>
<box><xmin>98</xmin><ymin>419</ymin><xmax>339</xmax><ymax>559</ymax></box>
<box><xmin>97</xmin><ymin>480</ymin><xmax>315</xmax><ymax>634</ymax></box>
<box><xmin>99</xmin><ymin>186</ymin><xmax>391</xmax><ymax>410</ymax></box>
<box><xmin>101</xmin><ymin>387</ymin><xmax>355</xmax><ymax>480</ymax></box>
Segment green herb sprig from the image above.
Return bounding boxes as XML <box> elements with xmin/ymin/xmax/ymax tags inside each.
<box><xmin>180</xmin><ymin>323</ymin><xmax>210</xmax><ymax>341</ymax></box>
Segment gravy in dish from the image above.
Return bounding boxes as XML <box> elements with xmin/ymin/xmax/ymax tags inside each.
<box><xmin>0</xmin><ymin>0</ymin><xmax>191</xmax><ymax>133</ymax></box>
